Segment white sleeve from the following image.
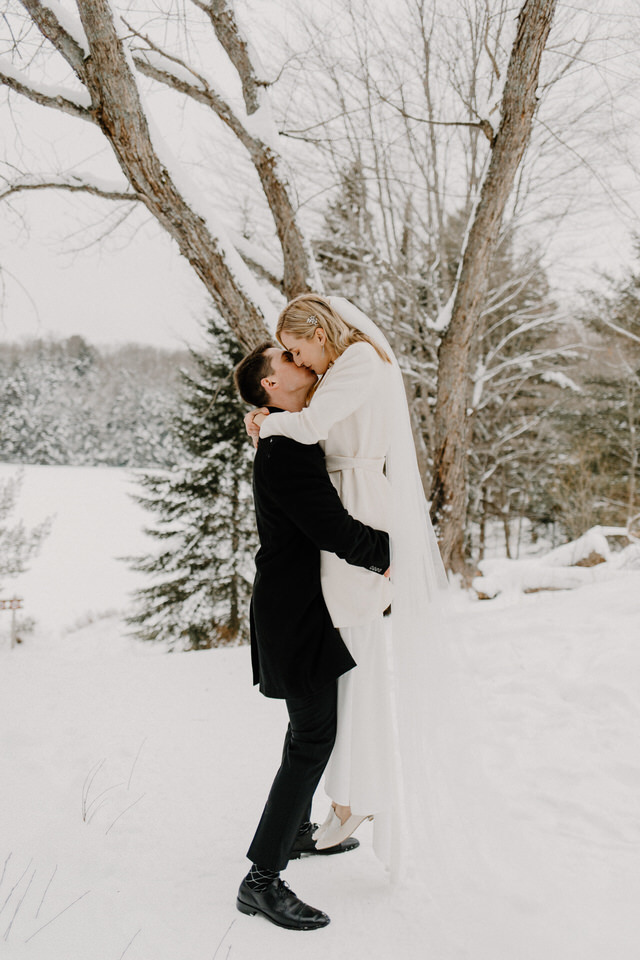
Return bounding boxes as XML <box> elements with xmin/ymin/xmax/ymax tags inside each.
<box><xmin>259</xmin><ymin>342</ymin><xmax>378</xmax><ymax>445</ymax></box>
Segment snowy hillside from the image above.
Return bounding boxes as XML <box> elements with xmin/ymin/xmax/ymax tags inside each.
<box><xmin>1</xmin><ymin>464</ymin><xmax>640</xmax><ymax>959</ymax></box>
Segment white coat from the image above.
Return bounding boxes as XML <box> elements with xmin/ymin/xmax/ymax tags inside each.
<box><xmin>259</xmin><ymin>339</ymin><xmax>394</xmax><ymax>627</ymax></box>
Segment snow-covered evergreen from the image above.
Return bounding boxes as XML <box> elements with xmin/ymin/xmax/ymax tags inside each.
<box><xmin>0</xmin><ymin>338</ymin><xmax>185</xmax><ymax>468</ymax></box>
<box><xmin>0</xmin><ymin>471</ymin><xmax>50</xmax><ymax>593</ymax></box>
<box><xmin>128</xmin><ymin>319</ymin><xmax>256</xmax><ymax>649</ymax></box>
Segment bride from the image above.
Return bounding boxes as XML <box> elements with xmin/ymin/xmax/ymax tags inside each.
<box><xmin>246</xmin><ymin>293</ymin><xmax>451</xmax><ymax>877</ymax></box>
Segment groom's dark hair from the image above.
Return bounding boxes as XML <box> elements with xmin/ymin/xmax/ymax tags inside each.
<box><xmin>234</xmin><ymin>341</ymin><xmax>275</xmax><ymax>407</ymax></box>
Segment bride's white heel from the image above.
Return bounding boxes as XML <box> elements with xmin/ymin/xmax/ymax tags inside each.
<box><xmin>313</xmin><ymin>806</ymin><xmax>374</xmax><ymax>850</ymax></box>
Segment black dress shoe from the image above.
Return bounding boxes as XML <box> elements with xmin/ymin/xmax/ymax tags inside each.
<box><xmin>289</xmin><ymin>821</ymin><xmax>360</xmax><ymax>859</ymax></box>
<box><xmin>236</xmin><ymin>877</ymin><xmax>330</xmax><ymax>930</ymax></box>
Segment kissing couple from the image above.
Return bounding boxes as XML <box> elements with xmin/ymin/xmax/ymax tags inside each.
<box><xmin>233</xmin><ymin>294</ymin><xmax>449</xmax><ymax>930</ymax></box>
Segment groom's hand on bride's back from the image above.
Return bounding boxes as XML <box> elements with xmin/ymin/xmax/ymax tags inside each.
<box><xmin>244</xmin><ymin>408</ymin><xmax>269</xmax><ymax>448</ymax></box>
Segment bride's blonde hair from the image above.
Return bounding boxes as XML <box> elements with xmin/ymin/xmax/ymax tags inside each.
<box><xmin>276</xmin><ymin>294</ymin><xmax>391</xmax><ymax>365</ymax></box>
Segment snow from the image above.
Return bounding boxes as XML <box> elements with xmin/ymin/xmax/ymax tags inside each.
<box><xmin>40</xmin><ymin>0</ymin><xmax>90</xmax><ymax>57</ymax></box>
<box><xmin>0</xmin><ymin>57</ymin><xmax>91</xmax><ymax>110</ymax></box>
<box><xmin>474</xmin><ymin>525</ymin><xmax>640</xmax><ymax>597</ymax></box>
<box><xmin>432</xmin><ymin>289</ymin><xmax>454</xmax><ymax>333</ymax></box>
<box><xmin>540</xmin><ymin>369</ymin><xmax>581</xmax><ymax>390</ymax></box>
<box><xmin>229</xmin><ymin>230</ymin><xmax>283</xmax><ymax>283</ymax></box>
<box><xmin>242</xmin><ymin>101</ymin><xmax>280</xmax><ymax>154</ymax></box>
<box><xmin>0</xmin><ymin>465</ymin><xmax>149</xmax><ymax>632</ymax></box>
<box><xmin>2</xmin><ymin>464</ymin><xmax>640</xmax><ymax>958</ymax></box>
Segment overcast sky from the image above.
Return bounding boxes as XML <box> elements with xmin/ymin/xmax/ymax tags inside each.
<box><xmin>1</xmin><ymin>200</ymin><xmax>210</xmax><ymax>350</ymax></box>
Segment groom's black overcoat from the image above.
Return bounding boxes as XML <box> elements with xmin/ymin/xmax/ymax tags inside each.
<box><xmin>250</xmin><ymin>426</ymin><xmax>389</xmax><ymax>700</ymax></box>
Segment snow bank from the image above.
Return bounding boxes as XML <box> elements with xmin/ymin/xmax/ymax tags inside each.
<box><xmin>474</xmin><ymin>525</ymin><xmax>640</xmax><ymax>598</ymax></box>
<box><xmin>0</xmin><ymin>464</ymin><xmax>149</xmax><ymax>636</ymax></box>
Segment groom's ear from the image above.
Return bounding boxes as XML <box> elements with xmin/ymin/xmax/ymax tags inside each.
<box><xmin>260</xmin><ymin>375</ymin><xmax>277</xmax><ymax>394</ymax></box>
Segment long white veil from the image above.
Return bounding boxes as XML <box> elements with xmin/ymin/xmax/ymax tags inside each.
<box><xmin>320</xmin><ymin>294</ymin><xmax>571</xmax><ymax>957</ymax></box>
<box><xmin>328</xmin><ymin>297</ymin><xmax>518</xmax><ymax>907</ymax></box>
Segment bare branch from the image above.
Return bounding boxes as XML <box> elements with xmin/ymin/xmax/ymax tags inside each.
<box><xmin>131</xmin><ymin>51</ymin><xmax>251</xmax><ymax>150</ymax></box>
<box><xmin>191</xmin><ymin>0</ymin><xmax>266</xmax><ymax>115</ymax></box>
<box><xmin>0</xmin><ymin>176</ymin><xmax>140</xmax><ymax>203</ymax></box>
<box><xmin>126</xmin><ymin>17</ymin><xmax>314</xmax><ymax>299</ymax></box>
<box><xmin>0</xmin><ymin>61</ymin><xmax>92</xmax><ymax>121</ymax></box>
<box><xmin>596</xmin><ymin>315</ymin><xmax>640</xmax><ymax>346</ymax></box>
<box><xmin>377</xmin><ymin>94</ymin><xmax>495</xmax><ymax>142</ymax></box>
<box><xmin>234</xmin><ymin>248</ymin><xmax>282</xmax><ymax>291</ymax></box>
<box><xmin>19</xmin><ymin>0</ymin><xmax>88</xmax><ymax>82</ymax></box>
<box><xmin>535</xmin><ymin>115</ymin><xmax>637</xmax><ymax>219</ymax></box>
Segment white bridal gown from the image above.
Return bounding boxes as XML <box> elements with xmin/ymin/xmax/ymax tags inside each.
<box><xmin>259</xmin><ymin>338</ymin><xmax>400</xmax><ymax>863</ymax></box>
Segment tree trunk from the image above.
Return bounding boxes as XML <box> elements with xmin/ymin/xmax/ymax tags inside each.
<box><xmin>626</xmin><ymin>378</ymin><xmax>638</xmax><ymax>524</ymax></box>
<box><xmin>430</xmin><ymin>0</ymin><xmax>557</xmax><ymax>574</ymax></box>
<box><xmin>75</xmin><ymin>0</ymin><xmax>270</xmax><ymax>348</ymax></box>
<box><xmin>478</xmin><ymin>500</ymin><xmax>487</xmax><ymax>564</ymax></box>
<box><xmin>502</xmin><ymin>513</ymin><xmax>512</xmax><ymax>559</ymax></box>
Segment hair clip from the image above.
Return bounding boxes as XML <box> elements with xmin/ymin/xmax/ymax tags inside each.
<box><xmin>306</xmin><ymin>315</ymin><xmax>318</xmax><ymax>325</ymax></box>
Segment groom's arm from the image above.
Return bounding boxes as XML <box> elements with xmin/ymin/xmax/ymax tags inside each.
<box><xmin>262</xmin><ymin>436</ymin><xmax>389</xmax><ymax>574</ymax></box>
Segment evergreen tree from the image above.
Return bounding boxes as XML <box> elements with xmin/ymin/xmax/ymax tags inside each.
<box><xmin>315</xmin><ymin>158</ymin><xmax>378</xmax><ymax>305</ymax></box>
<box><xmin>549</xmin><ymin>248</ymin><xmax>640</xmax><ymax>535</ymax></box>
<box><xmin>0</xmin><ymin>472</ymin><xmax>50</xmax><ymax>592</ymax></box>
<box><xmin>128</xmin><ymin>318</ymin><xmax>257</xmax><ymax>650</ymax></box>
<box><xmin>0</xmin><ymin>338</ymin><xmax>183</xmax><ymax>467</ymax></box>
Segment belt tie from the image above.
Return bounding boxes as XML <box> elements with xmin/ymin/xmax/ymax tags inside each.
<box><xmin>325</xmin><ymin>455</ymin><xmax>385</xmax><ymax>474</ymax></box>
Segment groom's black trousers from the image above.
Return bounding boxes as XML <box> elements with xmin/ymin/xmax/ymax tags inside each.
<box><xmin>247</xmin><ymin>681</ymin><xmax>337</xmax><ymax>872</ymax></box>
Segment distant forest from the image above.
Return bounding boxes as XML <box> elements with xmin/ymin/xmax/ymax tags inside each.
<box><xmin>0</xmin><ymin>336</ymin><xmax>192</xmax><ymax>468</ymax></box>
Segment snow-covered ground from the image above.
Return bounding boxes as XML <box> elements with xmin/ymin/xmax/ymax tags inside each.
<box><xmin>1</xmin><ymin>464</ymin><xmax>640</xmax><ymax>959</ymax></box>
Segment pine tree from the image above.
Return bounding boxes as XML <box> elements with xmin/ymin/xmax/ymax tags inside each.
<box><xmin>315</xmin><ymin>158</ymin><xmax>378</xmax><ymax>305</ymax></box>
<box><xmin>551</xmin><ymin>250</ymin><xmax>640</xmax><ymax>535</ymax></box>
<box><xmin>0</xmin><ymin>472</ymin><xmax>51</xmax><ymax>592</ymax></box>
<box><xmin>128</xmin><ymin>318</ymin><xmax>257</xmax><ymax>650</ymax></box>
<box><xmin>0</xmin><ymin>338</ymin><xmax>184</xmax><ymax>468</ymax></box>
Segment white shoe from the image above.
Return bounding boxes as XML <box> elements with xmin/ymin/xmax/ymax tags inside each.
<box><xmin>313</xmin><ymin>807</ymin><xmax>374</xmax><ymax>850</ymax></box>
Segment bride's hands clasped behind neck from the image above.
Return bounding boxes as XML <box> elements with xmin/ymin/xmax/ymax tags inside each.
<box><xmin>244</xmin><ymin>407</ymin><xmax>269</xmax><ymax>448</ymax></box>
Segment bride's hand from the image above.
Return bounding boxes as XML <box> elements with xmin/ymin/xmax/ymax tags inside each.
<box><xmin>244</xmin><ymin>408</ymin><xmax>269</xmax><ymax>448</ymax></box>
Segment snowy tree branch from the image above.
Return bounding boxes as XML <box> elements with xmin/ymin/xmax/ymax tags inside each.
<box><xmin>126</xmin><ymin>13</ymin><xmax>315</xmax><ymax>299</ymax></box>
<box><xmin>231</xmin><ymin>233</ymin><xmax>283</xmax><ymax>290</ymax></box>
<box><xmin>0</xmin><ymin>62</ymin><xmax>93</xmax><ymax>121</ymax></box>
<box><xmin>597</xmin><ymin>315</ymin><xmax>640</xmax><ymax>346</ymax></box>
<box><xmin>0</xmin><ymin>176</ymin><xmax>140</xmax><ymax>203</ymax></box>
<box><xmin>19</xmin><ymin>0</ymin><xmax>88</xmax><ymax>82</ymax></box>
<box><xmin>130</xmin><ymin>47</ymin><xmax>252</xmax><ymax>151</ymax></box>
<box><xmin>378</xmin><ymin>95</ymin><xmax>495</xmax><ymax>143</ymax></box>
<box><xmin>191</xmin><ymin>0</ymin><xmax>267</xmax><ymax>115</ymax></box>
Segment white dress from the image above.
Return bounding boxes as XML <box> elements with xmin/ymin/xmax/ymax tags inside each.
<box><xmin>259</xmin><ymin>340</ymin><xmax>398</xmax><ymax>857</ymax></box>
<box><xmin>260</xmin><ymin>301</ymin><xmax>522</xmax><ymax>909</ymax></box>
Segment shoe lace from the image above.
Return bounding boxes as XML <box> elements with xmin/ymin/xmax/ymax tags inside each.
<box><xmin>276</xmin><ymin>879</ymin><xmax>297</xmax><ymax>900</ymax></box>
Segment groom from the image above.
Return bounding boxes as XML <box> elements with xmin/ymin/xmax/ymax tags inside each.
<box><xmin>233</xmin><ymin>343</ymin><xmax>389</xmax><ymax>930</ymax></box>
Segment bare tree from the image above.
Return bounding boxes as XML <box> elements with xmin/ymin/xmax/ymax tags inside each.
<box><xmin>0</xmin><ymin>0</ymin><xmax>316</xmax><ymax>347</ymax></box>
<box><xmin>428</xmin><ymin>0</ymin><xmax>557</xmax><ymax>573</ymax></box>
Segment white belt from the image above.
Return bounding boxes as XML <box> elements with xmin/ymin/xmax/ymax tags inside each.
<box><xmin>325</xmin><ymin>455</ymin><xmax>385</xmax><ymax>474</ymax></box>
